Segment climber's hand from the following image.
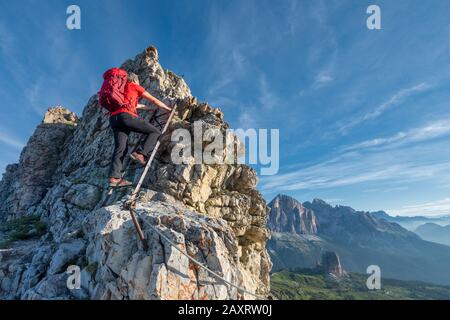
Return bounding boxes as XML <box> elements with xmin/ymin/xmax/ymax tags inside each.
<box><xmin>158</xmin><ymin>102</ymin><xmax>172</xmax><ymax>113</ymax></box>
<box><xmin>142</xmin><ymin>91</ymin><xmax>172</xmax><ymax>112</ymax></box>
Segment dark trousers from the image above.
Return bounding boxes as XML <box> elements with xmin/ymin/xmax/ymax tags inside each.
<box><xmin>109</xmin><ymin>113</ymin><xmax>161</xmax><ymax>179</ymax></box>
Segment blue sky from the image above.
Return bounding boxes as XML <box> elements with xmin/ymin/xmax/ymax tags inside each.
<box><xmin>1</xmin><ymin>0</ymin><xmax>450</xmax><ymax>216</ymax></box>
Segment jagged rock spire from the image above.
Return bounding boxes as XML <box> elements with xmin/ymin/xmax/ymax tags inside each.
<box><xmin>0</xmin><ymin>107</ymin><xmax>78</xmax><ymax>220</ymax></box>
<box><xmin>268</xmin><ymin>194</ymin><xmax>318</xmax><ymax>235</ymax></box>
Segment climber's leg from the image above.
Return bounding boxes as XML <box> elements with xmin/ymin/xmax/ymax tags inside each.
<box><xmin>120</xmin><ymin>114</ymin><xmax>161</xmax><ymax>157</ymax></box>
<box><xmin>109</xmin><ymin>117</ymin><xmax>130</xmax><ymax>179</ymax></box>
<box><xmin>119</xmin><ymin>134</ymin><xmax>129</xmax><ymax>170</ymax></box>
<box><xmin>139</xmin><ymin>128</ymin><xmax>160</xmax><ymax>156</ymax></box>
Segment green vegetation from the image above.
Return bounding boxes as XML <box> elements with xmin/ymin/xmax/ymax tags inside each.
<box><xmin>86</xmin><ymin>262</ymin><xmax>98</xmax><ymax>276</ymax></box>
<box><xmin>271</xmin><ymin>269</ymin><xmax>450</xmax><ymax>300</ymax></box>
<box><xmin>0</xmin><ymin>240</ymin><xmax>10</xmax><ymax>248</ymax></box>
<box><xmin>71</xmin><ymin>178</ymin><xmax>85</xmax><ymax>185</ymax></box>
<box><xmin>0</xmin><ymin>215</ymin><xmax>47</xmax><ymax>248</ymax></box>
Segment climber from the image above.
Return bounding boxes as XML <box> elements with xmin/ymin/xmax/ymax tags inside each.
<box><xmin>106</xmin><ymin>72</ymin><xmax>172</xmax><ymax>187</ymax></box>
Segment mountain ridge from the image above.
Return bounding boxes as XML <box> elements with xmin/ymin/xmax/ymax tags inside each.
<box><xmin>267</xmin><ymin>194</ymin><xmax>317</xmax><ymax>235</ymax></box>
<box><xmin>267</xmin><ymin>194</ymin><xmax>450</xmax><ymax>285</ymax></box>
<box><xmin>414</xmin><ymin>223</ymin><xmax>450</xmax><ymax>246</ymax></box>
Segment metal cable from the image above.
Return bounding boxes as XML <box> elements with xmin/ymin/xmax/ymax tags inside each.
<box><xmin>122</xmin><ymin>103</ymin><xmax>265</xmax><ymax>300</ymax></box>
<box><xmin>134</xmin><ymin>208</ymin><xmax>265</xmax><ymax>300</ymax></box>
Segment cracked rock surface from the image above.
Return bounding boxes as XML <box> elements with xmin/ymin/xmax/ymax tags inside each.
<box><xmin>0</xmin><ymin>46</ymin><xmax>271</xmax><ymax>300</ymax></box>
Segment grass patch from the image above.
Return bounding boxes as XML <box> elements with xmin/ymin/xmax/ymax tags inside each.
<box><xmin>270</xmin><ymin>269</ymin><xmax>450</xmax><ymax>300</ymax></box>
<box><xmin>0</xmin><ymin>239</ymin><xmax>12</xmax><ymax>249</ymax></box>
<box><xmin>0</xmin><ymin>215</ymin><xmax>47</xmax><ymax>247</ymax></box>
<box><xmin>86</xmin><ymin>262</ymin><xmax>98</xmax><ymax>276</ymax></box>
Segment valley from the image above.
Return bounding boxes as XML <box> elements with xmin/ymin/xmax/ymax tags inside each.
<box><xmin>267</xmin><ymin>194</ymin><xmax>450</xmax><ymax>285</ymax></box>
<box><xmin>271</xmin><ymin>269</ymin><xmax>450</xmax><ymax>300</ymax></box>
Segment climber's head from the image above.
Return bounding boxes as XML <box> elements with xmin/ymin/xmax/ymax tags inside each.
<box><xmin>128</xmin><ymin>73</ymin><xmax>140</xmax><ymax>85</ymax></box>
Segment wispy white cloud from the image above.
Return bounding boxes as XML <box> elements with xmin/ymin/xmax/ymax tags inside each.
<box><xmin>0</xmin><ymin>127</ymin><xmax>24</xmax><ymax>150</ymax></box>
<box><xmin>299</xmin><ymin>71</ymin><xmax>335</xmax><ymax>96</ymax></box>
<box><xmin>0</xmin><ymin>21</ymin><xmax>30</xmax><ymax>88</ymax></box>
<box><xmin>314</xmin><ymin>73</ymin><xmax>334</xmax><ymax>85</ymax></box>
<box><xmin>389</xmin><ymin>198</ymin><xmax>450</xmax><ymax>216</ymax></box>
<box><xmin>258</xmin><ymin>74</ymin><xmax>279</xmax><ymax>111</ymax></box>
<box><xmin>285</xmin><ymin>0</ymin><xmax>300</xmax><ymax>38</ymax></box>
<box><xmin>341</xmin><ymin>118</ymin><xmax>450</xmax><ymax>152</ymax></box>
<box><xmin>25</xmin><ymin>78</ymin><xmax>47</xmax><ymax>115</ymax></box>
<box><xmin>302</xmin><ymin>1</ymin><xmax>338</xmax><ymax>92</ymax></box>
<box><xmin>204</xmin><ymin>4</ymin><xmax>257</xmax><ymax>101</ymax></box>
<box><xmin>260</xmin><ymin>137</ymin><xmax>450</xmax><ymax>193</ymax></box>
<box><xmin>324</xmin><ymin>198</ymin><xmax>344</xmax><ymax>204</ymax></box>
<box><xmin>363</xmin><ymin>186</ymin><xmax>409</xmax><ymax>193</ymax></box>
<box><xmin>202</xmin><ymin>2</ymin><xmax>289</xmax><ymax>128</ymax></box>
<box><xmin>339</xmin><ymin>83</ymin><xmax>432</xmax><ymax>132</ymax></box>
<box><xmin>0</xmin><ymin>21</ymin><xmax>14</xmax><ymax>53</ymax></box>
<box><xmin>0</xmin><ymin>4</ymin><xmax>92</xmax><ymax>117</ymax></box>
<box><xmin>237</xmin><ymin>108</ymin><xmax>259</xmax><ymax>129</ymax></box>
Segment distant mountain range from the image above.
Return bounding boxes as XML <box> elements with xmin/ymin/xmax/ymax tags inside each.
<box><xmin>370</xmin><ymin>211</ymin><xmax>450</xmax><ymax>231</ymax></box>
<box><xmin>267</xmin><ymin>194</ymin><xmax>450</xmax><ymax>285</ymax></box>
<box><xmin>414</xmin><ymin>223</ymin><xmax>450</xmax><ymax>246</ymax></box>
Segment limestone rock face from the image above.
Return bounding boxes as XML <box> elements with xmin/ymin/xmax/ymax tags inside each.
<box><xmin>83</xmin><ymin>200</ymin><xmax>257</xmax><ymax>300</ymax></box>
<box><xmin>268</xmin><ymin>194</ymin><xmax>318</xmax><ymax>235</ymax></box>
<box><xmin>0</xmin><ymin>107</ymin><xmax>78</xmax><ymax>220</ymax></box>
<box><xmin>0</xmin><ymin>46</ymin><xmax>271</xmax><ymax>299</ymax></box>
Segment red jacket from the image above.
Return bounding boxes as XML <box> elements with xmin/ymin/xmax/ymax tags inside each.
<box><xmin>110</xmin><ymin>82</ymin><xmax>145</xmax><ymax>117</ymax></box>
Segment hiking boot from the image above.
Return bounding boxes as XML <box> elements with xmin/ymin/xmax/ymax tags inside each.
<box><xmin>109</xmin><ymin>177</ymin><xmax>132</xmax><ymax>188</ymax></box>
<box><xmin>130</xmin><ymin>152</ymin><xmax>146</xmax><ymax>166</ymax></box>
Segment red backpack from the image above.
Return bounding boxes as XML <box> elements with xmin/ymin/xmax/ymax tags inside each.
<box><xmin>98</xmin><ymin>68</ymin><xmax>128</xmax><ymax>113</ymax></box>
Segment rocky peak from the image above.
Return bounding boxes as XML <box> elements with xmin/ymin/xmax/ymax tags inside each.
<box><xmin>319</xmin><ymin>251</ymin><xmax>345</xmax><ymax>277</ymax></box>
<box><xmin>312</xmin><ymin>198</ymin><xmax>328</xmax><ymax>205</ymax></box>
<box><xmin>370</xmin><ymin>210</ymin><xmax>390</xmax><ymax>220</ymax></box>
<box><xmin>42</xmin><ymin>107</ymin><xmax>78</xmax><ymax>125</ymax></box>
<box><xmin>0</xmin><ymin>107</ymin><xmax>78</xmax><ymax>220</ymax></box>
<box><xmin>304</xmin><ymin>198</ymin><xmax>331</xmax><ymax>210</ymax></box>
<box><xmin>0</xmin><ymin>46</ymin><xmax>271</xmax><ymax>299</ymax></box>
<box><xmin>303</xmin><ymin>197</ymin><xmax>419</xmax><ymax>249</ymax></box>
<box><xmin>268</xmin><ymin>194</ymin><xmax>318</xmax><ymax>235</ymax></box>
